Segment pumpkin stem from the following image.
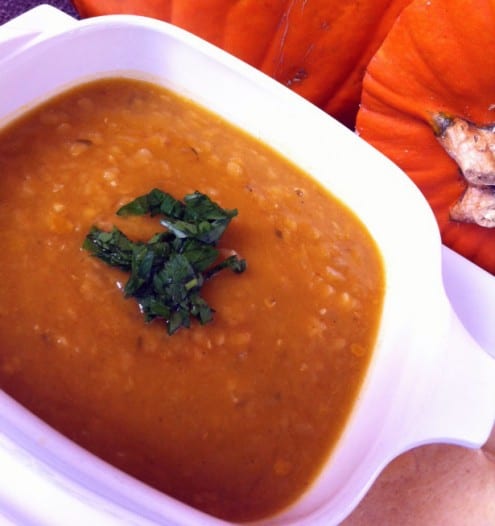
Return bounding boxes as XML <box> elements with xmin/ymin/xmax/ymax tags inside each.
<box><xmin>431</xmin><ymin>112</ymin><xmax>454</xmax><ymax>136</ymax></box>
<box><xmin>450</xmin><ymin>185</ymin><xmax>495</xmax><ymax>227</ymax></box>
<box><xmin>433</xmin><ymin>114</ymin><xmax>495</xmax><ymax>227</ymax></box>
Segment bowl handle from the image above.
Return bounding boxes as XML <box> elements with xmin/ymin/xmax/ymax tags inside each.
<box><xmin>0</xmin><ymin>6</ymin><xmax>76</xmax><ymax>64</ymax></box>
<box><xmin>442</xmin><ymin>244</ymin><xmax>495</xmax><ymax>354</ymax></box>
<box><xmin>400</xmin><ymin>247</ymin><xmax>495</xmax><ymax>452</ymax></box>
<box><xmin>442</xmin><ymin>245</ymin><xmax>495</xmax><ymax>455</ymax></box>
<box><xmin>419</xmin><ymin>310</ymin><xmax>495</xmax><ymax>448</ymax></box>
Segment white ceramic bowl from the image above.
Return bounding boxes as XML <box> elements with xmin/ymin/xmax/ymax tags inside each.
<box><xmin>1</xmin><ymin>6</ymin><xmax>494</xmax><ymax>526</ymax></box>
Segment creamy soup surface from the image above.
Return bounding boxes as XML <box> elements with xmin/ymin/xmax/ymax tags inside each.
<box><xmin>0</xmin><ymin>78</ymin><xmax>384</xmax><ymax>522</ymax></box>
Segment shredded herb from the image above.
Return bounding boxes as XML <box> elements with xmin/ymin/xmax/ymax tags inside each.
<box><xmin>83</xmin><ymin>189</ymin><xmax>246</xmax><ymax>334</ymax></box>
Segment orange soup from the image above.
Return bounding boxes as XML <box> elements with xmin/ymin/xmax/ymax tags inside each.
<box><xmin>0</xmin><ymin>78</ymin><xmax>384</xmax><ymax>522</ymax></box>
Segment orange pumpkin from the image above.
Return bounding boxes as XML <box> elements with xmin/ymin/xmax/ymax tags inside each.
<box><xmin>71</xmin><ymin>0</ymin><xmax>411</xmax><ymax>128</ymax></box>
<box><xmin>356</xmin><ymin>0</ymin><xmax>495</xmax><ymax>274</ymax></box>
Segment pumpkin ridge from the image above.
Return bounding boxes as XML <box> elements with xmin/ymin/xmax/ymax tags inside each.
<box><xmin>319</xmin><ymin>0</ymin><xmax>412</xmax><ymax>123</ymax></box>
<box><xmin>220</xmin><ymin>1</ymin><xmax>287</xmax><ymax>69</ymax></box>
<box><xmin>270</xmin><ymin>0</ymin><xmax>295</xmax><ymax>80</ymax></box>
<box><xmin>399</xmin><ymin>13</ymin><xmax>465</xmax><ymax>108</ymax></box>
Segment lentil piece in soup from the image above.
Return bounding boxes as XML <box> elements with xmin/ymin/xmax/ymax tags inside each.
<box><xmin>0</xmin><ymin>78</ymin><xmax>384</xmax><ymax>522</ymax></box>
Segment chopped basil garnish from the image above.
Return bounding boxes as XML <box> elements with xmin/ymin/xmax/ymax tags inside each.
<box><xmin>83</xmin><ymin>189</ymin><xmax>246</xmax><ymax>335</ymax></box>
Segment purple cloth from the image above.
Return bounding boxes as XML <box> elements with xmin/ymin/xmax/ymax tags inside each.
<box><xmin>0</xmin><ymin>0</ymin><xmax>79</xmax><ymax>25</ymax></box>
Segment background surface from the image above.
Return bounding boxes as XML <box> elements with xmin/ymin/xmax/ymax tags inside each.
<box><xmin>0</xmin><ymin>0</ymin><xmax>78</xmax><ymax>24</ymax></box>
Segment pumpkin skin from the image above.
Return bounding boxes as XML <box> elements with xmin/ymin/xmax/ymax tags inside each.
<box><xmin>71</xmin><ymin>0</ymin><xmax>411</xmax><ymax>128</ymax></box>
<box><xmin>356</xmin><ymin>0</ymin><xmax>495</xmax><ymax>274</ymax></box>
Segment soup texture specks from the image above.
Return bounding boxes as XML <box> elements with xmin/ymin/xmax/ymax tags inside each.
<box><xmin>0</xmin><ymin>78</ymin><xmax>384</xmax><ymax>522</ymax></box>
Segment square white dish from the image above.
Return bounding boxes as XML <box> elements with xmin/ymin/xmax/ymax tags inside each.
<box><xmin>0</xmin><ymin>6</ymin><xmax>494</xmax><ymax>525</ymax></box>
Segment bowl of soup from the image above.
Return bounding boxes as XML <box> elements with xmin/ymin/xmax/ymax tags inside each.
<box><xmin>0</xmin><ymin>6</ymin><xmax>494</xmax><ymax>526</ymax></box>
